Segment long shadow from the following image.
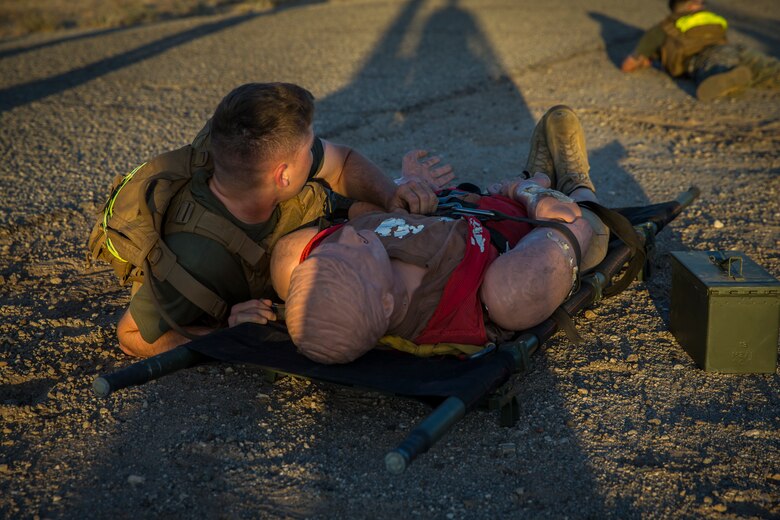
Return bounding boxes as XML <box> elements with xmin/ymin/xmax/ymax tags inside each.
<box><xmin>0</xmin><ymin>26</ymin><xmax>127</xmax><ymax>60</ymax></box>
<box><xmin>708</xmin><ymin>1</ymin><xmax>780</xmax><ymax>57</ymax></box>
<box><xmin>588</xmin><ymin>139</ymin><xmax>695</xmax><ymax>330</ymax></box>
<box><xmin>316</xmin><ymin>0</ymin><xmax>536</xmax><ymax>179</ymax></box>
<box><xmin>0</xmin><ymin>0</ymin><xmax>330</xmax><ymax>114</ymax></box>
<box><xmin>588</xmin><ymin>12</ymin><xmax>646</xmax><ymax>69</ymax></box>
<box><xmin>0</xmin><ymin>0</ymin><xmax>328</xmax><ymax>61</ymax></box>
<box><xmin>0</xmin><ymin>13</ymin><xmax>257</xmax><ymax>113</ymax></box>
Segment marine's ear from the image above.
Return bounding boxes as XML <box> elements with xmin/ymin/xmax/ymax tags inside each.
<box><xmin>272</xmin><ymin>162</ymin><xmax>290</xmax><ymax>188</ymax></box>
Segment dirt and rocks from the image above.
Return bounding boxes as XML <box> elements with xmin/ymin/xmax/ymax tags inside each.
<box><xmin>0</xmin><ymin>0</ymin><xmax>778</xmax><ymax>518</ymax></box>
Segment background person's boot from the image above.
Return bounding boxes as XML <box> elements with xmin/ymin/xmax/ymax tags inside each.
<box><xmin>696</xmin><ymin>65</ymin><xmax>752</xmax><ymax>101</ymax></box>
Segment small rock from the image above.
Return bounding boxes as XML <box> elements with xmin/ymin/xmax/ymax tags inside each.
<box><xmin>577</xmin><ymin>388</ymin><xmax>589</xmax><ymax>395</ymax></box>
<box><xmin>50</xmin><ymin>277</ymin><xmax>62</xmax><ymax>285</ymax></box>
<box><xmin>767</xmin><ymin>473</ymin><xmax>780</xmax><ymax>481</ymax></box>
<box><xmin>626</xmin><ymin>354</ymin><xmax>638</xmax><ymax>363</ymax></box>
<box><xmin>224</xmin><ymin>367</ymin><xmax>234</xmax><ymax>375</ymax></box>
<box><xmin>712</xmin><ymin>220</ymin><xmax>724</xmax><ymax>229</ymax></box>
<box><xmin>673</xmin><ymin>364</ymin><xmax>685</xmax><ymax>370</ymax></box>
<box><xmin>584</xmin><ymin>310</ymin><xmax>597</xmax><ymax>319</ymax></box>
<box><xmin>743</xmin><ymin>429</ymin><xmax>761</xmax><ymax>437</ymax></box>
<box><xmin>712</xmin><ymin>504</ymin><xmax>727</xmax><ymax>512</ymax></box>
<box><xmin>498</xmin><ymin>443</ymin><xmax>516</xmax><ymax>457</ymax></box>
<box><xmin>648</xmin><ymin>418</ymin><xmax>661</xmax><ymax>426</ymax></box>
<box><xmin>703</xmin><ymin>457</ymin><xmax>713</xmax><ymax>464</ymax></box>
<box><xmin>127</xmin><ymin>474</ymin><xmax>145</xmax><ymax>486</ymax></box>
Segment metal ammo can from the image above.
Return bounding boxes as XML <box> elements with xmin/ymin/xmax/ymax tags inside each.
<box><xmin>669</xmin><ymin>251</ymin><xmax>779</xmax><ymax>373</ymax></box>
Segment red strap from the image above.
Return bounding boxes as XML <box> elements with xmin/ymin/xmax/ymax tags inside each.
<box><xmin>477</xmin><ymin>194</ymin><xmax>533</xmax><ymax>247</ymax></box>
<box><xmin>299</xmin><ymin>223</ymin><xmax>345</xmax><ymax>263</ymax></box>
<box><xmin>414</xmin><ymin>217</ymin><xmax>498</xmax><ymax>345</ymax></box>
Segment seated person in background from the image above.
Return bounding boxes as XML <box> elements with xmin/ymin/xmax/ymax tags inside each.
<box><xmin>232</xmin><ymin>106</ymin><xmax>611</xmax><ymax>364</ymax></box>
<box><xmin>620</xmin><ymin>0</ymin><xmax>779</xmax><ymax>101</ymax></box>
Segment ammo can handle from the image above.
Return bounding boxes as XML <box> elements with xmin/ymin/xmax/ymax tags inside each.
<box><xmin>709</xmin><ymin>253</ymin><xmax>743</xmax><ymax>279</ymax></box>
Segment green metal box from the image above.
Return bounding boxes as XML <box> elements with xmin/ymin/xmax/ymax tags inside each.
<box><xmin>669</xmin><ymin>251</ymin><xmax>779</xmax><ymax>373</ymax></box>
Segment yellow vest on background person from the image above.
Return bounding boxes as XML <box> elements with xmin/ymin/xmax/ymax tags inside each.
<box><xmin>660</xmin><ymin>10</ymin><xmax>728</xmax><ymax>76</ymax></box>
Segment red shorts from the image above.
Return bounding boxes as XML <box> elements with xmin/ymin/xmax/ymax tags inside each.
<box><xmin>415</xmin><ymin>195</ymin><xmax>532</xmax><ymax>345</ymax></box>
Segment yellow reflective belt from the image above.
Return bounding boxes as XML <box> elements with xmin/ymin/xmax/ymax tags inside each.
<box><xmin>675</xmin><ymin>11</ymin><xmax>727</xmax><ymax>33</ymax></box>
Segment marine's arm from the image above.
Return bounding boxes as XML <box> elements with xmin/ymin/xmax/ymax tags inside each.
<box><xmin>621</xmin><ymin>23</ymin><xmax>665</xmax><ymax>72</ymax></box>
<box><xmin>115</xmin><ymin>234</ymin><xmax>253</xmax><ymax>357</ymax></box>
<box><xmin>117</xmin><ymin>308</ymin><xmax>213</xmax><ymax>357</ymax></box>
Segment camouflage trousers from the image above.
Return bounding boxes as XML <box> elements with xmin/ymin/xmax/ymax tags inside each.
<box><xmin>689</xmin><ymin>44</ymin><xmax>780</xmax><ymax>88</ymax></box>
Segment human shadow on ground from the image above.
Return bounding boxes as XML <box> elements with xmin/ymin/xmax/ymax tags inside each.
<box><xmin>0</xmin><ymin>26</ymin><xmax>126</xmax><ymax>60</ymax></box>
<box><xmin>0</xmin><ymin>1</ymin><xmax>328</xmax><ymax>113</ymax></box>
<box><xmin>709</xmin><ymin>1</ymin><xmax>780</xmax><ymax>57</ymax></box>
<box><xmin>54</xmin><ymin>0</ymin><xmax>620</xmax><ymax>517</ymax></box>
<box><xmin>315</xmin><ymin>0</ymin><xmax>536</xmax><ymax>180</ymax></box>
<box><xmin>0</xmin><ymin>0</ymin><xmax>328</xmax><ymax>61</ymax></box>
<box><xmin>587</xmin><ymin>139</ymin><xmax>694</xmax><ymax>332</ymax></box>
<box><xmin>588</xmin><ymin>12</ymin><xmax>646</xmax><ymax>69</ymax></box>
<box><xmin>0</xmin><ymin>13</ymin><xmax>255</xmax><ymax>113</ymax></box>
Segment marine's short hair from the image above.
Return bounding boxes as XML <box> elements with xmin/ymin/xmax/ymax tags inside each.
<box><xmin>210</xmin><ymin>82</ymin><xmax>314</xmax><ymax>175</ymax></box>
<box><xmin>285</xmin><ymin>251</ymin><xmax>389</xmax><ymax>364</ymax></box>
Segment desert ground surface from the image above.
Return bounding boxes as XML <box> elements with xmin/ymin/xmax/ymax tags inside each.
<box><xmin>1</xmin><ymin>0</ymin><xmax>778</xmax><ymax>518</ymax></box>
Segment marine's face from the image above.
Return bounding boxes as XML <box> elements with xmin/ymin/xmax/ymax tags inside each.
<box><xmin>283</xmin><ymin>126</ymin><xmax>315</xmax><ymax>196</ymax></box>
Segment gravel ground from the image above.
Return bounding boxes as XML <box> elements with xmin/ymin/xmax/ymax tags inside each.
<box><xmin>1</xmin><ymin>0</ymin><xmax>778</xmax><ymax>518</ymax></box>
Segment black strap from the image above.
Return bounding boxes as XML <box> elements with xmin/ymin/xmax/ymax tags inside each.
<box><xmin>461</xmin><ymin>209</ymin><xmax>583</xmax><ymax>269</ymax></box>
<box><xmin>552</xmin><ymin>307</ymin><xmax>583</xmax><ymax>345</ymax></box>
<box><xmin>144</xmin><ymin>260</ymin><xmax>206</xmax><ymax>341</ymax></box>
<box><xmin>578</xmin><ymin>201</ymin><xmax>645</xmax><ymax>297</ymax></box>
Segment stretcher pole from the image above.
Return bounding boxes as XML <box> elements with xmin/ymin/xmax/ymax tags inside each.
<box><xmin>92</xmin><ymin>345</ymin><xmax>209</xmax><ymax>397</ymax></box>
<box><xmin>384</xmin><ymin>396</ymin><xmax>467</xmax><ymax>474</ymax></box>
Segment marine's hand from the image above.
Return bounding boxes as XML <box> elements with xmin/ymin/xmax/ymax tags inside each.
<box><xmin>399</xmin><ymin>149</ymin><xmax>455</xmax><ymax>189</ymax></box>
<box><xmin>228</xmin><ymin>299</ymin><xmax>277</xmax><ymax>327</ymax></box>
<box><xmin>621</xmin><ymin>54</ymin><xmax>650</xmax><ymax>73</ymax></box>
<box><xmin>387</xmin><ymin>178</ymin><xmax>439</xmax><ymax>214</ymax></box>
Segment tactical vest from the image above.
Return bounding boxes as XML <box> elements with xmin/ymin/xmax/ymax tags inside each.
<box><xmin>164</xmin><ymin>174</ymin><xmax>331</xmax><ymax>303</ymax></box>
<box><xmin>88</xmin><ymin>142</ymin><xmax>331</xmax><ymax>332</ymax></box>
<box><xmin>660</xmin><ymin>11</ymin><xmax>728</xmax><ymax>77</ymax></box>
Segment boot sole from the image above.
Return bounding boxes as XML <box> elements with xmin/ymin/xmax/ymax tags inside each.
<box><xmin>696</xmin><ymin>66</ymin><xmax>752</xmax><ymax>101</ymax></box>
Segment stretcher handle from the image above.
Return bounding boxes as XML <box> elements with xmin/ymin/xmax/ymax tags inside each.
<box><xmin>93</xmin><ymin>345</ymin><xmax>209</xmax><ymax>397</ymax></box>
<box><xmin>385</xmin><ymin>396</ymin><xmax>466</xmax><ymax>474</ymax></box>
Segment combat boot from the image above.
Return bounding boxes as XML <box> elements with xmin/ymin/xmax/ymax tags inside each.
<box><xmin>544</xmin><ymin>105</ymin><xmax>595</xmax><ymax>196</ymax></box>
<box><xmin>524</xmin><ymin>111</ymin><xmax>555</xmax><ymax>181</ymax></box>
<box><xmin>696</xmin><ymin>65</ymin><xmax>752</xmax><ymax>101</ymax></box>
